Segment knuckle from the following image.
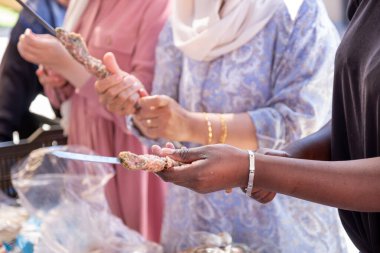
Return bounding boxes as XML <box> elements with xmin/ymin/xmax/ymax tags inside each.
<box><xmin>178</xmin><ymin>148</ymin><xmax>190</xmax><ymax>161</ymax></box>
<box><xmin>109</xmin><ymin>90</ymin><xmax>118</xmax><ymax>98</ymax></box>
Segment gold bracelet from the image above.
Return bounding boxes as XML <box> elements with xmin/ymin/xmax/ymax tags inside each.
<box><xmin>204</xmin><ymin>113</ymin><xmax>213</xmax><ymax>144</ymax></box>
<box><xmin>219</xmin><ymin>114</ymin><xmax>228</xmax><ymax>144</ymax></box>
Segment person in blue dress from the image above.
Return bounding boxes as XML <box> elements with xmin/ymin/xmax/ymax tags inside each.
<box><xmin>0</xmin><ymin>0</ymin><xmax>66</xmax><ymax>141</ymax></box>
<box><xmin>95</xmin><ymin>0</ymin><xmax>348</xmax><ymax>252</ymax></box>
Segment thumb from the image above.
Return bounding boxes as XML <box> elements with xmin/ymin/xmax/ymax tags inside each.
<box><xmin>103</xmin><ymin>52</ymin><xmax>121</xmax><ymax>75</ymax></box>
<box><xmin>36</xmin><ymin>65</ymin><xmax>44</xmax><ymax>76</ymax></box>
<box><xmin>161</xmin><ymin>146</ymin><xmax>206</xmax><ymax>164</ymax></box>
<box><xmin>138</xmin><ymin>88</ymin><xmax>149</xmax><ymax>97</ymax></box>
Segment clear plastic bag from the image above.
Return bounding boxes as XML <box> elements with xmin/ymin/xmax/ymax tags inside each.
<box><xmin>178</xmin><ymin>231</ymin><xmax>253</xmax><ymax>253</ymax></box>
<box><xmin>0</xmin><ymin>191</ymin><xmax>28</xmax><ymax>243</ymax></box>
<box><xmin>11</xmin><ymin>146</ymin><xmax>162</xmax><ymax>253</ymax></box>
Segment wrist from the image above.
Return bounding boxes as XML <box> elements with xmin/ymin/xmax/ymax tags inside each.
<box><xmin>236</xmin><ymin>149</ymin><xmax>251</xmax><ymax>188</ymax></box>
<box><xmin>182</xmin><ymin>112</ymin><xmax>207</xmax><ymax>144</ymax></box>
<box><xmin>59</xmin><ymin>60</ymin><xmax>91</xmax><ymax>88</ymax></box>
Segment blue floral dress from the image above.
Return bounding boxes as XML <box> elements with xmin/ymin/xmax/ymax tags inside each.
<box><xmin>131</xmin><ymin>0</ymin><xmax>348</xmax><ymax>252</ymax></box>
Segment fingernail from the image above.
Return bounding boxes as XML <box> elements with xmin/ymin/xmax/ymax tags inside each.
<box><xmin>161</xmin><ymin>148</ymin><xmax>175</xmax><ymax>155</ymax></box>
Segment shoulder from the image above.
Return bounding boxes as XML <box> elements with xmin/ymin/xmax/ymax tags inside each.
<box><xmin>269</xmin><ymin>0</ymin><xmax>339</xmax><ymax>47</ymax></box>
<box><xmin>270</xmin><ymin>0</ymin><xmax>335</xmax><ymax>32</ymax></box>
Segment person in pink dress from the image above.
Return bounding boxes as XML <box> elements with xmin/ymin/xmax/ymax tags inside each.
<box><xmin>17</xmin><ymin>0</ymin><xmax>169</xmax><ymax>242</ymax></box>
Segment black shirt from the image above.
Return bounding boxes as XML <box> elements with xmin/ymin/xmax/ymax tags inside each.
<box><xmin>332</xmin><ymin>0</ymin><xmax>380</xmax><ymax>252</ymax></box>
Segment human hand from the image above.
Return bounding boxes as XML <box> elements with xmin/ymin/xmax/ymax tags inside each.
<box><xmin>242</xmin><ymin>148</ymin><xmax>290</xmax><ymax>204</ymax></box>
<box><xmin>132</xmin><ymin>95</ymin><xmax>192</xmax><ymax>141</ymax></box>
<box><xmin>36</xmin><ymin>65</ymin><xmax>67</xmax><ymax>88</ymax></box>
<box><xmin>95</xmin><ymin>52</ymin><xmax>146</xmax><ymax>115</ymax></box>
<box><xmin>152</xmin><ymin>144</ymin><xmax>249</xmax><ymax>193</ymax></box>
<box><xmin>17</xmin><ymin>29</ymin><xmax>71</xmax><ymax>69</ymax></box>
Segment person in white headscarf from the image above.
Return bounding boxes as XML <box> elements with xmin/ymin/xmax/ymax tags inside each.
<box><xmin>95</xmin><ymin>0</ymin><xmax>348</xmax><ymax>252</ymax></box>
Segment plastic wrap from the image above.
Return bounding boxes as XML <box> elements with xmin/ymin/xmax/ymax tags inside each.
<box><xmin>178</xmin><ymin>231</ymin><xmax>253</xmax><ymax>253</ymax></box>
<box><xmin>11</xmin><ymin>146</ymin><xmax>162</xmax><ymax>253</ymax></box>
<box><xmin>0</xmin><ymin>192</ymin><xmax>28</xmax><ymax>243</ymax></box>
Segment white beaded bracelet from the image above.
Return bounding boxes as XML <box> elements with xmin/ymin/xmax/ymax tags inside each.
<box><xmin>245</xmin><ymin>150</ymin><xmax>255</xmax><ymax>197</ymax></box>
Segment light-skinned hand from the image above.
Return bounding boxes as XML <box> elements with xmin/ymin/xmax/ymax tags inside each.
<box><xmin>36</xmin><ymin>65</ymin><xmax>67</xmax><ymax>88</ymax></box>
<box><xmin>95</xmin><ymin>52</ymin><xmax>147</xmax><ymax>115</ymax></box>
<box><xmin>133</xmin><ymin>95</ymin><xmax>192</xmax><ymax>141</ymax></box>
<box><xmin>17</xmin><ymin>29</ymin><xmax>72</xmax><ymax>70</ymax></box>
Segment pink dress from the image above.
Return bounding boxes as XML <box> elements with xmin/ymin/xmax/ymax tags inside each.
<box><xmin>46</xmin><ymin>0</ymin><xmax>169</xmax><ymax>242</ymax></box>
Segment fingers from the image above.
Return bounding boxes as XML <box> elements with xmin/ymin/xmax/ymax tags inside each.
<box><xmin>36</xmin><ymin>66</ymin><xmax>67</xmax><ymax>88</ymax></box>
<box><xmin>151</xmin><ymin>145</ymin><xmax>162</xmax><ymax>156</ymax></box>
<box><xmin>103</xmin><ymin>52</ymin><xmax>121</xmax><ymax>75</ymax></box>
<box><xmin>248</xmin><ymin>187</ymin><xmax>276</xmax><ymax>204</ymax></box>
<box><xmin>138</xmin><ymin>88</ymin><xmax>149</xmax><ymax>97</ymax></box>
<box><xmin>253</xmin><ymin>191</ymin><xmax>276</xmax><ymax>204</ymax></box>
<box><xmin>138</xmin><ymin>117</ymin><xmax>160</xmax><ymax>129</ymax></box>
<box><xmin>133</xmin><ymin>106</ymin><xmax>169</xmax><ymax>124</ymax></box>
<box><xmin>133</xmin><ymin>96</ymin><xmax>172</xmax><ymax>120</ymax></box>
<box><xmin>113</xmin><ymin>91</ymin><xmax>139</xmax><ymax>116</ymax></box>
<box><xmin>96</xmin><ymin>73</ymin><xmax>143</xmax><ymax>116</ymax></box>
<box><xmin>36</xmin><ymin>65</ymin><xmax>44</xmax><ymax>76</ymax></box>
<box><xmin>18</xmin><ymin>29</ymin><xmax>60</xmax><ymax>65</ymax></box>
<box><xmin>18</xmin><ymin>31</ymin><xmax>36</xmax><ymax>62</ymax></box>
<box><xmin>132</xmin><ymin>117</ymin><xmax>160</xmax><ymax>139</ymax></box>
<box><xmin>95</xmin><ymin>74</ymin><xmax>123</xmax><ymax>94</ymax></box>
<box><xmin>19</xmin><ymin>29</ymin><xmax>55</xmax><ymax>50</ymax></box>
<box><xmin>151</xmin><ymin>143</ymin><xmax>181</xmax><ymax>157</ymax></box>
<box><xmin>165</xmin><ymin>142</ymin><xmax>176</xmax><ymax>149</ymax></box>
<box><xmin>161</xmin><ymin>146</ymin><xmax>207</xmax><ymax>163</ymax></box>
<box><xmin>105</xmin><ymin>90</ymin><xmax>141</xmax><ymax>116</ymax></box>
<box><xmin>100</xmin><ymin>79</ymin><xmax>131</xmax><ymax>103</ymax></box>
<box><xmin>156</xmin><ymin>162</ymin><xmax>198</xmax><ymax>184</ymax></box>
<box><xmin>107</xmin><ymin>76</ymin><xmax>141</xmax><ymax>103</ymax></box>
<box><xmin>139</xmin><ymin>95</ymin><xmax>170</xmax><ymax>109</ymax></box>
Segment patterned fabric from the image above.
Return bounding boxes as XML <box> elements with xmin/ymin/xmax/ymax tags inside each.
<box><xmin>131</xmin><ymin>0</ymin><xmax>348</xmax><ymax>252</ymax></box>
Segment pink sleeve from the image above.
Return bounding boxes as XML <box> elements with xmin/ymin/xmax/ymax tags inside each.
<box><xmin>129</xmin><ymin>0</ymin><xmax>170</xmax><ymax>93</ymax></box>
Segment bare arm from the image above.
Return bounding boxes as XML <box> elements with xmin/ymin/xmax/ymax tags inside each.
<box><xmin>155</xmin><ymin>141</ymin><xmax>380</xmax><ymax>212</ymax></box>
<box><xmin>184</xmin><ymin>112</ymin><xmax>258</xmax><ymax>150</ymax></box>
<box><xmin>18</xmin><ymin>29</ymin><xmax>91</xmax><ymax>89</ymax></box>
<box><xmin>254</xmin><ymin>154</ymin><xmax>380</xmax><ymax>212</ymax></box>
<box><xmin>132</xmin><ymin>96</ymin><xmax>258</xmax><ymax>149</ymax></box>
<box><xmin>284</xmin><ymin>121</ymin><xmax>332</xmax><ymax>161</ymax></box>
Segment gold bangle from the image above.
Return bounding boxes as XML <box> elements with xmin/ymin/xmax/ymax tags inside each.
<box><xmin>219</xmin><ymin>114</ymin><xmax>228</xmax><ymax>144</ymax></box>
<box><xmin>204</xmin><ymin>113</ymin><xmax>213</xmax><ymax>144</ymax></box>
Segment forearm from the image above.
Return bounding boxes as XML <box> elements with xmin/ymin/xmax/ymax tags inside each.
<box><xmin>50</xmin><ymin>56</ymin><xmax>91</xmax><ymax>89</ymax></box>
<box><xmin>186</xmin><ymin>112</ymin><xmax>257</xmax><ymax>149</ymax></box>
<box><xmin>251</xmin><ymin>154</ymin><xmax>380</xmax><ymax>212</ymax></box>
<box><xmin>284</xmin><ymin>121</ymin><xmax>331</xmax><ymax>160</ymax></box>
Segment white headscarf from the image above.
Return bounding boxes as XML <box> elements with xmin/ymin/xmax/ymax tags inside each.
<box><xmin>171</xmin><ymin>0</ymin><xmax>283</xmax><ymax>61</ymax></box>
<box><xmin>62</xmin><ymin>0</ymin><xmax>88</xmax><ymax>31</ymax></box>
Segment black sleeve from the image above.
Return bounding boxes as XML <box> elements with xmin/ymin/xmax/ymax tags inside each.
<box><xmin>0</xmin><ymin>20</ymin><xmax>42</xmax><ymax>141</ymax></box>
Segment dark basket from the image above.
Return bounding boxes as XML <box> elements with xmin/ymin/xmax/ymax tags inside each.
<box><xmin>0</xmin><ymin>124</ymin><xmax>67</xmax><ymax>198</ymax></box>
